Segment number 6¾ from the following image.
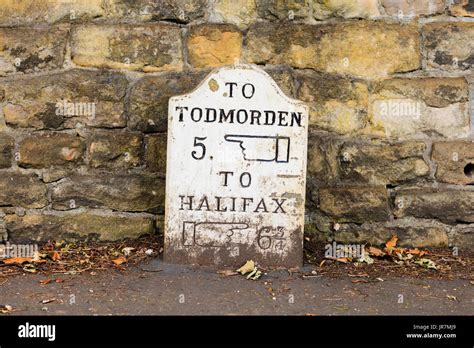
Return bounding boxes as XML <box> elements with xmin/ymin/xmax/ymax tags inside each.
<box><xmin>191</xmin><ymin>136</ymin><xmax>207</xmax><ymax>160</ymax></box>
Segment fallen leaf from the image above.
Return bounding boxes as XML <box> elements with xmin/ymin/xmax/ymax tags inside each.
<box><xmin>23</xmin><ymin>264</ymin><xmax>37</xmax><ymax>273</ymax></box>
<box><xmin>236</xmin><ymin>260</ymin><xmax>255</xmax><ymax>275</ymax></box>
<box><xmin>0</xmin><ymin>304</ymin><xmax>13</xmax><ymax>313</ymax></box>
<box><xmin>446</xmin><ymin>295</ymin><xmax>457</xmax><ymax>301</ymax></box>
<box><xmin>247</xmin><ymin>269</ymin><xmax>262</xmax><ymax>280</ymax></box>
<box><xmin>39</xmin><ymin>279</ymin><xmax>51</xmax><ymax>285</ymax></box>
<box><xmin>367</xmin><ymin>246</ymin><xmax>384</xmax><ymax>257</ymax></box>
<box><xmin>357</xmin><ymin>253</ymin><xmax>374</xmax><ymax>264</ymax></box>
<box><xmin>51</xmin><ymin>251</ymin><xmax>61</xmax><ymax>261</ymax></box>
<box><xmin>3</xmin><ymin>257</ymin><xmax>34</xmax><ymax>265</ymax></box>
<box><xmin>2</xmin><ymin>257</ymin><xmax>46</xmax><ymax>265</ymax></box>
<box><xmin>33</xmin><ymin>251</ymin><xmax>47</xmax><ymax>261</ymax></box>
<box><xmin>122</xmin><ymin>247</ymin><xmax>135</xmax><ymax>256</ymax></box>
<box><xmin>414</xmin><ymin>258</ymin><xmax>437</xmax><ymax>270</ymax></box>
<box><xmin>112</xmin><ymin>256</ymin><xmax>127</xmax><ymax>265</ymax></box>
<box><xmin>395</xmin><ymin>252</ymin><xmax>413</xmax><ymax>261</ymax></box>
<box><xmin>55</xmin><ymin>278</ymin><xmax>64</xmax><ymax>283</ymax></box>
<box><xmin>319</xmin><ymin>260</ymin><xmax>326</xmax><ymax>267</ymax></box>
<box><xmin>336</xmin><ymin>257</ymin><xmax>349</xmax><ymax>263</ymax></box>
<box><xmin>385</xmin><ymin>235</ymin><xmax>398</xmax><ymax>251</ymax></box>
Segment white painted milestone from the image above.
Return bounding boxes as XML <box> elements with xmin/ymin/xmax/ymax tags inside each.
<box><xmin>164</xmin><ymin>65</ymin><xmax>309</xmax><ymax>267</ymax></box>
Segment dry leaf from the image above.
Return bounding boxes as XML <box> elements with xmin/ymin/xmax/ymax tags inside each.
<box><xmin>3</xmin><ymin>257</ymin><xmax>34</xmax><ymax>265</ymax></box>
<box><xmin>414</xmin><ymin>258</ymin><xmax>437</xmax><ymax>270</ymax></box>
<box><xmin>246</xmin><ymin>268</ymin><xmax>262</xmax><ymax>280</ymax></box>
<box><xmin>406</xmin><ymin>248</ymin><xmax>428</xmax><ymax>257</ymax></box>
<box><xmin>122</xmin><ymin>247</ymin><xmax>135</xmax><ymax>256</ymax></box>
<box><xmin>23</xmin><ymin>264</ymin><xmax>37</xmax><ymax>273</ymax></box>
<box><xmin>2</xmin><ymin>257</ymin><xmax>46</xmax><ymax>265</ymax></box>
<box><xmin>112</xmin><ymin>256</ymin><xmax>127</xmax><ymax>265</ymax></box>
<box><xmin>51</xmin><ymin>251</ymin><xmax>61</xmax><ymax>261</ymax></box>
<box><xmin>357</xmin><ymin>253</ymin><xmax>374</xmax><ymax>264</ymax></box>
<box><xmin>385</xmin><ymin>235</ymin><xmax>398</xmax><ymax>250</ymax></box>
<box><xmin>236</xmin><ymin>260</ymin><xmax>255</xmax><ymax>275</ymax></box>
<box><xmin>367</xmin><ymin>247</ymin><xmax>384</xmax><ymax>257</ymax></box>
<box><xmin>336</xmin><ymin>257</ymin><xmax>349</xmax><ymax>263</ymax></box>
<box><xmin>0</xmin><ymin>304</ymin><xmax>13</xmax><ymax>313</ymax></box>
<box><xmin>39</xmin><ymin>279</ymin><xmax>51</xmax><ymax>285</ymax></box>
<box><xmin>319</xmin><ymin>260</ymin><xmax>326</xmax><ymax>267</ymax></box>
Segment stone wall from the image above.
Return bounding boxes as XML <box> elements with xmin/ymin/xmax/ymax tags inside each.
<box><xmin>0</xmin><ymin>0</ymin><xmax>473</xmax><ymax>250</ymax></box>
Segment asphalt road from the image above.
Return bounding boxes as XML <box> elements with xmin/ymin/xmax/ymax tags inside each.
<box><xmin>0</xmin><ymin>259</ymin><xmax>472</xmax><ymax>315</ymax></box>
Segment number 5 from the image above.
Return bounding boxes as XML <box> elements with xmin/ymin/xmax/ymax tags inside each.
<box><xmin>191</xmin><ymin>137</ymin><xmax>207</xmax><ymax>160</ymax></box>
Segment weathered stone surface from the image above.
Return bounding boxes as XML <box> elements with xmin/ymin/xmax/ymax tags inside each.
<box><xmin>52</xmin><ymin>174</ymin><xmax>165</xmax><ymax>213</ymax></box>
<box><xmin>263</xmin><ymin>67</ymin><xmax>295</xmax><ymax>97</ymax></box>
<box><xmin>109</xmin><ymin>0</ymin><xmax>207</xmax><ymax>22</ymax></box>
<box><xmin>312</xmin><ymin>0</ymin><xmax>381</xmax><ymax>20</ymax></box>
<box><xmin>129</xmin><ymin>71</ymin><xmax>208</xmax><ymax>132</ymax></box>
<box><xmin>18</xmin><ymin>133</ymin><xmax>85</xmax><ymax>168</ymax></box>
<box><xmin>145</xmin><ymin>134</ymin><xmax>167</xmax><ymax>173</ymax></box>
<box><xmin>1</xmin><ymin>69</ymin><xmax>127</xmax><ymax>130</ymax></box>
<box><xmin>41</xmin><ymin>169</ymin><xmax>71</xmax><ymax>183</ymax></box>
<box><xmin>0</xmin><ymin>133</ymin><xmax>14</xmax><ymax>168</ymax></box>
<box><xmin>394</xmin><ymin>188</ymin><xmax>474</xmax><ymax>223</ymax></box>
<box><xmin>0</xmin><ymin>0</ymin><xmax>106</xmax><ymax>25</ymax></box>
<box><xmin>340</xmin><ymin>141</ymin><xmax>429</xmax><ymax>185</ymax></box>
<box><xmin>72</xmin><ymin>24</ymin><xmax>182</xmax><ymax>72</ymax></box>
<box><xmin>449</xmin><ymin>0</ymin><xmax>474</xmax><ymax>17</ymax></box>
<box><xmin>0</xmin><ymin>0</ymin><xmax>207</xmax><ymax>25</ymax></box>
<box><xmin>86</xmin><ymin>130</ymin><xmax>143</xmax><ymax>169</ymax></box>
<box><xmin>307</xmin><ymin>135</ymin><xmax>340</xmax><ymax>185</ymax></box>
<box><xmin>5</xmin><ymin>211</ymin><xmax>154</xmax><ymax>242</ymax></box>
<box><xmin>255</xmin><ymin>0</ymin><xmax>381</xmax><ymax>21</ymax></box>
<box><xmin>212</xmin><ymin>0</ymin><xmax>257</xmax><ymax>28</ymax></box>
<box><xmin>381</xmin><ymin>0</ymin><xmax>445</xmax><ymax>18</ymax></box>
<box><xmin>187</xmin><ymin>24</ymin><xmax>242</xmax><ymax>68</ymax></box>
<box><xmin>368</xmin><ymin>78</ymin><xmax>470</xmax><ymax>138</ymax></box>
<box><xmin>432</xmin><ymin>141</ymin><xmax>474</xmax><ymax>185</ymax></box>
<box><xmin>0</xmin><ymin>26</ymin><xmax>67</xmax><ymax>75</ymax></box>
<box><xmin>319</xmin><ymin>186</ymin><xmax>390</xmax><ymax>223</ymax></box>
<box><xmin>450</xmin><ymin>224</ymin><xmax>474</xmax><ymax>250</ymax></box>
<box><xmin>334</xmin><ymin>218</ymin><xmax>450</xmax><ymax>248</ymax></box>
<box><xmin>296</xmin><ymin>71</ymin><xmax>368</xmax><ymax>134</ymax></box>
<box><xmin>423</xmin><ymin>22</ymin><xmax>474</xmax><ymax>72</ymax></box>
<box><xmin>0</xmin><ymin>173</ymin><xmax>47</xmax><ymax>208</ymax></box>
<box><xmin>245</xmin><ymin>22</ymin><xmax>420</xmax><ymax>78</ymax></box>
<box><xmin>256</xmin><ymin>0</ymin><xmax>310</xmax><ymax>20</ymax></box>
